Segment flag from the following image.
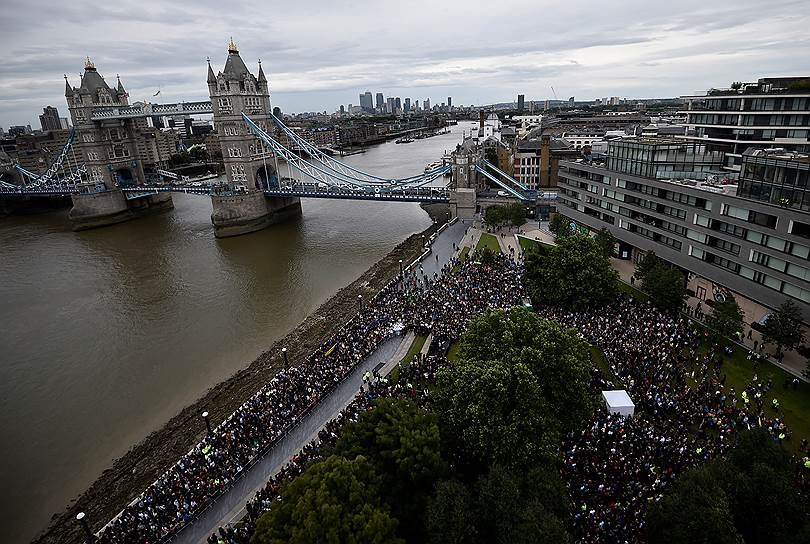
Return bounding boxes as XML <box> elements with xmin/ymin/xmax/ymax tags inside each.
<box><xmin>325</xmin><ymin>343</ymin><xmax>337</xmax><ymax>357</ymax></box>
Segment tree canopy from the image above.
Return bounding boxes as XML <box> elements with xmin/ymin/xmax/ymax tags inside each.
<box><xmin>548</xmin><ymin>214</ymin><xmax>572</xmax><ymax>239</ymax></box>
<box><xmin>524</xmin><ymin>233</ymin><xmax>618</xmax><ymax>310</ymax></box>
<box><xmin>483</xmin><ymin>204</ymin><xmax>527</xmax><ymax>228</ymax></box>
<box><xmin>763</xmin><ymin>300</ymin><xmax>806</xmax><ymax>352</ymax></box>
<box><xmin>251</xmin><ymin>455</ymin><xmax>403</xmax><ymax>544</ymax></box>
<box><xmin>648</xmin><ymin>429</ymin><xmax>810</xmax><ymax>544</ymax></box>
<box><xmin>457</xmin><ymin>307</ymin><xmax>596</xmax><ymax>432</ymax></box>
<box><xmin>705</xmin><ymin>295</ymin><xmax>745</xmax><ymax>342</ymax></box>
<box><xmin>634</xmin><ymin>251</ymin><xmax>686</xmax><ymax>314</ymax></box>
<box><xmin>593</xmin><ymin>228</ymin><xmax>616</xmax><ymax>257</ymax></box>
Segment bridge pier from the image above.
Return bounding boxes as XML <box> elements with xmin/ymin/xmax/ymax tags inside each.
<box><xmin>210</xmin><ymin>191</ymin><xmax>301</xmax><ymax>238</ymax></box>
<box><xmin>68</xmin><ymin>188</ymin><xmax>174</xmax><ymax>231</ymax></box>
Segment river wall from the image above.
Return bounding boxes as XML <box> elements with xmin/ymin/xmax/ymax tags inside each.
<box><xmin>33</xmin><ymin>203</ymin><xmax>450</xmax><ymax>544</ymax></box>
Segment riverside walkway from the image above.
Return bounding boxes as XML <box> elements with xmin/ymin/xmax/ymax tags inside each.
<box><xmin>170</xmin><ymin>219</ymin><xmax>468</xmax><ymax>544</ymax></box>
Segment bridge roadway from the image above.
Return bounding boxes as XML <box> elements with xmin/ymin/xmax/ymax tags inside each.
<box><xmin>168</xmin><ymin>219</ymin><xmax>468</xmax><ymax>544</ymax></box>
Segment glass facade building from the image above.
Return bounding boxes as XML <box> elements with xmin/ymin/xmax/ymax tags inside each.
<box><xmin>738</xmin><ymin>150</ymin><xmax>810</xmax><ymax>211</ymax></box>
<box><xmin>606</xmin><ymin>138</ymin><xmax>725</xmax><ymax>179</ymax></box>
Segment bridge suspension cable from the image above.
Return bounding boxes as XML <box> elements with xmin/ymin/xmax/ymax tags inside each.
<box><xmin>242</xmin><ymin>114</ymin><xmax>451</xmax><ymax>193</ymax></box>
<box><xmin>268</xmin><ymin>113</ymin><xmax>449</xmax><ymax>187</ymax></box>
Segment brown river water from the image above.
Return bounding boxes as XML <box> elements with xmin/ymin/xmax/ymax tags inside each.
<box><xmin>0</xmin><ymin>122</ymin><xmax>473</xmax><ymax>543</ymax></box>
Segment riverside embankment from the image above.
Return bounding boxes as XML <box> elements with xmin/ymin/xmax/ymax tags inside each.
<box><xmin>32</xmin><ymin>203</ymin><xmax>450</xmax><ymax>544</ymax></box>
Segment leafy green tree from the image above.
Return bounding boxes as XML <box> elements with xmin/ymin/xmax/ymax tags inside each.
<box><xmin>434</xmin><ymin>358</ymin><xmax>558</xmax><ymax>469</ymax></box>
<box><xmin>458</xmin><ymin>307</ymin><xmax>595</xmax><ymax>432</ymax></box>
<box><xmin>425</xmin><ymin>480</ymin><xmax>478</xmax><ymax>544</ymax></box>
<box><xmin>476</xmin><ymin>465</ymin><xmax>573</xmax><ymax>544</ymax></box>
<box><xmin>251</xmin><ymin>455</ymin><xmax>403</xmax><ymax>544</ymax></box>
<box><xmin>593</xmin><ymin>228</ymin><xmax>616</xmax><ymax>257</ymax></box>
<box><xmin>333</xmin><ymin>398</ymin><xmax>446</xmax><ymax>541</ymax></box>
<box><xmin>705</xmin><ymin>295</ymin><xmax>745</xmax><ymax>343</ymax></box>
<box><xmin>548</xmin><ymin>214</ymin><xmax>572</xmax><ymax>239</ymax></box>
<box><xmin>635</xmin><ymin>256</ymin><xmax>686</xmax><ymax>314</ymax></box>
<box><xmin>524</xmin><ymin>233</ymin><xmax>618</xmax><ymax>310</ymax></box>
<box><xmin>647</xmin><ymin>463</ymin><xmax>743</xmax><ymax>544</ymax></box>
<box><xmin>763</xmin><ymin>300</ymin><xmax>806</xmax><ymax>352</ymax></box>
<box><xmin>484</xmin><ymin>205</ymin><xmax>505</xmax><ymax>228</ymax></box>
<box><xmin>505</xmin><ymin>203</ymin><xmax>527</xmax><ymax>227</ymax></box>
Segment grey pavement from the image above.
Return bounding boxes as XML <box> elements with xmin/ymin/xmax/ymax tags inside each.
<box><xmin>176</xmin><ymin>334</ymin><xmax>409</xmax><ymax>544</ymax></box>
<box><xmin>420</xmin><ymin>219</ymin><xmax>470</xmax><ymax>277</ymax></box>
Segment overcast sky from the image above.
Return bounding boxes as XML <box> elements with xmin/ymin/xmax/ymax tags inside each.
<box><xmin>1</xmin><ymin>0</ymin><xmax>808</xmax><ymax>127</ymax></box>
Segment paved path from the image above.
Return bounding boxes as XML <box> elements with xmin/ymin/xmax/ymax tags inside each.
<box><xmin>178</xmin><ymin>334</ymin><xmax>410</xmax><ymax>544</ymax></box>
<box><xmin>176</xmin><ymin>219</ymin><xmax>470</xmax><ymax>543</ymax></box>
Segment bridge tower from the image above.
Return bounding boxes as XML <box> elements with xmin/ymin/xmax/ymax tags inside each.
<box><xmin>208</xmin><ymin>38</ymin><xmax>301</xmax><ymax>237</ymax></box>
<box><xmin>449</xmin><ymin>143</ymin><xmax>481</xmax><ymax>220</ymax></box>
<box><xmin>65</xmin><ymin>58</ymin><xmax>172</xmax><ymax>230</ymax></box>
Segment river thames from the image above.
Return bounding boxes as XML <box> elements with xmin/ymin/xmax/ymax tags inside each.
<box><xmin>0</xmin><ymin>122</ymin><xmax>473</xmax><ymax>543</ymax></box>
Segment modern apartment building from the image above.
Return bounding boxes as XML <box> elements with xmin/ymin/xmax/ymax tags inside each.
<box><xmin>680</xmin><ymin>76</ymin><xmax>810</xmax><ymax>171</ymax></box>
<box><xmin>557</xmin><ymin>137</ymin><xmax>810</xmax><ymax>320</ymax></box>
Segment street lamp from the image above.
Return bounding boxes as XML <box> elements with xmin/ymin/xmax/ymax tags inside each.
<box><xmin>76</xmin><ymin>512</ymin><xmax>94</xmax><ymax>543</ymax></box>
<box><xmin>358</xmin><ymin>294</ymin><xmax>363</xmax><ymax>311</ymax></box>
<box><xmin>282</xmin><ymin>347</ymin><xmax>289</xmax><ymax>370</ymax></box>
<box><xmin>202</xmin><ymin>411</ymin><xmax>212</xmax><ymax>435</ymax></box>
<box><xmin>421</xmin><ymin>234</ymin><xmax>426</xmax><ymax>247</ymax></box>
<box><xmin>398</xmin><ymin>259</ymin><xmax>403</xmax><ymax>277</ymax></box>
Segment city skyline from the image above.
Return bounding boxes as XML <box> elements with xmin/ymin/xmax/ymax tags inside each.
<box><xmin>1</xmin><ymin>0</ymin><xmax>809</xmax><ymax>126</ymax></box>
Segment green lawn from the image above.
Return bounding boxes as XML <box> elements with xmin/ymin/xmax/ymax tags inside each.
<box><xmin>692</xmin><ymin>335</ymin><xmax>810</xmax><ymax>454</ymax></box>
<box><xmin>447</xmin><ymin>341</ymin><xmax>462</xmax><ymax>363</ymax></box>
<box><xmin>617</xmin><ymin>279</ymin><xmax>650</xmax><ymax>302</ymax></box>
<box><xmin>475</xmin><ymin>233</ymin><xmax>501</xmax><ymax>253</ymax></box>
<box><xmin>517</xmin><ymin>235</ymin><xmax>551</xmax><ymax>255</ymax></box>
<box><xmin>400</xmin><ymin>334</ymin><xmax>427</xmax><ymax>365</ymax></box>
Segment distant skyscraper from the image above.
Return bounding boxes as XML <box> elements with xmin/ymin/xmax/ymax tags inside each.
<box><xmin>404</xmin><ymin>98</ymin><xmax>411</xmax><ymax>113</ymax></box>
<box><xmin>415</xmin><ymin>100</ymin><xmax>420</xmax><ymax>111</ymax></box>
<box><xmin>273</xmin><ymin>106</ymin><xmax>282</xmax><ymax>118</ymax></box>
<box><xmin>568</xmin><ymin>96</ymin><xmax>575</xmax><ymax>107</ymax></box>
<box><xmin>339</xmin><ymin>105</ymin><xmax>345</xmax><ymax>115</ymax></box>
<box><xmin>394</xmin><ymin>97</ymin><xmax>401</xmax><ymax>112</ymax></box>
<box><xmin>39</xmin><ymin>106</ymin><xmax>62</xmax><ymax>132</ymax></box>
<box><xmin>375</xmin><ymin>92</ymin><xmax>384</xmax><ymax>111</ymax></box>
<box><xmin>424</xmin><ymin>98</ymin><xmax>431</xmax><ymax>111</ymax></box>
<box><xmin>360</xmin><ymin>91</ymin><xmax>374</xmax><ymax>112</ymax></box>
<box><xmin>517</xmin><ymin>94</ymin><xmax>525</xmax><ymax>112</ymax></box>
<box><xmin>386</xmin><ymin>97</ymin><xmax>395</xmax><ymax>113</ymax></box>
<box><xmin>447</xmin><ymin>97</ymin><xmax>452</xmax><ymax>109</ymax></box>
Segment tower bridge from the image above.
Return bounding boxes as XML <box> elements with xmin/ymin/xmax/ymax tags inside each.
<box><xmin>2</xmin><ymin>38</ymin><xmax>532</xmax><ymax>235</ymax></box>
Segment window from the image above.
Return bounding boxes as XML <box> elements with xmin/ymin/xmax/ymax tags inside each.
<box><xmin>87</xmin><ymin>151</ymin><xmax>99</xmax><ymax>161</ymax></box>
<box><xmin>231</xmin><ymin>164</ymin><xmax>247</xmax><ymax>182</ymax></box>
<box><xmin>791</xmin><ymin>221</ymin><xmax>810</xmax><ymax>239</ymax></box>
<box><xmin>81</xmin><ymin>133</ymin><xmax>95</xmax><ymax>143</ymax></box>
<box><xmin>228</xmin><ymin>147</ymin><xmax>243</xmax><ymax>158</ymax></box>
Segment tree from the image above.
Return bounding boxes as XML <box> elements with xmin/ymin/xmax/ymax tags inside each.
<box><xmin>634</xmin><ymin>253</ymin><xmax>686</xmax><ymax>314</ymax></box>
<box><xmin>251</xmin><ymin>455</ymin><xmax>403</xmax><ymax>544</ymax></box>
<box><xmin>505</xmin><ymin>203</ymin><xmax>527</xmax><ymax>228</ymax></box>
<box><xmin>548</xmin><ymin>214</ymin><xmax>572</xmax><ymax>239</ymax></box>
<box><xmin>763</xmin><ymin>300</ymin><xmax>806</xmax><ymax>352</ymax></box>
<box><xmin>333</xmin><ymin>398</ymin><xmax>446</xmax><ymax>541</ymax></box>
<box><xmin>649</xmin><ymin>429</ymin><xmax>810</xmax><ymax>544</ymax></box>
<box><xmin>705</xmin><ymin>295</ymin><xmax>745</xmax><ymax>343</ymax></box>
<box><xmin>484</xmin><ymin>206</ymin><xmax>505</xmax><ymax>228</ymax></box>
<box><xmin>457</xmin><ymin>308</ymin><xmax>596</xmax><ymax>432</ymax></box>
<box><xmin>434</xmin><ymin>358</ymin><xmax>558</xmax><ymax>470</ymax></box>
<box><xmin>647</xmin><ymin>463</ymin><xmax>743</xmax><ymax>544</ymax></box>
<box><xmin>524</xmin><ymin>233</ymin><xmax>618</xmax><ymax>310</ymax></box>
<box><xmin>425</xmin><ymin>480</ymin><xmax>478</xmax><ymax>544</ymax></box>
<box><xmin>593</xmin><ymin>228</ymin><xmax>616</xmax><ymax>257</ymax></box>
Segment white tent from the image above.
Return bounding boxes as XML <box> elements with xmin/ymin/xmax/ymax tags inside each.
<box><xmin>602</xmin><ymin>390</ymin><xmax>635</xmax><ymax>417</ymax></box>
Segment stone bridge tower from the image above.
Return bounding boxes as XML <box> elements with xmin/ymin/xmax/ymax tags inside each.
<box><xmin>208</xmin><ymin>38</ymin><xmax>301</xmax><ymax>237</ymax></box>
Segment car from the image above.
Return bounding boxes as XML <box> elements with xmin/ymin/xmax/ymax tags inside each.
<box><xmin>497</xmin><ymin>190</ymin><xmax>508</xmax><ymax>197</ymax></box>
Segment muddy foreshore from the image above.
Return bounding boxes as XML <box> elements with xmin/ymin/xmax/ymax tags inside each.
<box><xmin>33</xmin><ymin>203</ymin><xmax>450</xmax><ymax>544</ymax></box>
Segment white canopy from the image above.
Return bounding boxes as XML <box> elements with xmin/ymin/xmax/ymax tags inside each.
<box><xmin>602</xmin><ymin>389</ymin><xmax>635</xmax><ymax>417</ymax></box>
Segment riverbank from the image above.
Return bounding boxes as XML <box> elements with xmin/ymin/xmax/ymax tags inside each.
<box><xmin>33</xmin><ymin>202</ymin><xmax>450</xmax><ymax>544</ymax></box>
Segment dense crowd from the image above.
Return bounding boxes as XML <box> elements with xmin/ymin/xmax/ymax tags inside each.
<box><xmin>96</xmin><ymin>248</ymin><xmax>523</xmax><ymax>544</ymax></box>
<box><xmin>539</xmin><ymin>296</ymin><xmax>806</xmax><ymax>543</ymax></box>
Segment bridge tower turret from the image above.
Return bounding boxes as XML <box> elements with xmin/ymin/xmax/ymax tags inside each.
<box><xmin>208</xmin><ymin>38</ymin><xmax>301</xmax><ymax>237</ymax></box>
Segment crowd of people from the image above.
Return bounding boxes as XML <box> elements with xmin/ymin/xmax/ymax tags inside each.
<box><xmin>539</xmin><ymin>295</ymin><xmax>807</xmax><ymax>543</ymax></box>
<box><xmin>96</xmin><ymin>244</ymin><xmax>524</xmax><ymax>544</ymax></box>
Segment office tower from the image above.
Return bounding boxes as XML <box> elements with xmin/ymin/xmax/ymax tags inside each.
<box><xmin>339</xmin><ymin>105</ymin><xmax>345</xmax><ymax>115</ymax></box>
<box><xmin>568</xmin><ymin>96</ymin><xmax>575</xmax><ymax>107</ymax></box>
<box><xmin>375</xmin><ymin>92</ymin><xmax>384</xmax><ymax>111</ymax></box>
<box><xmin>404</xmin><ymin>98</ymin><xmax>411</xmax><ymax>113</ymax></box>
<box><xmin>359</xmin><ymin>91</ymin><xmax>374</xmax><ymax>112</ymax></box>
<box><xmin>517</xmin><ymin>94</ymin><xmax>525</xmax><ymax>112</ymax></box>
<box><xmin>394</xmin><ymin>97</ymin><xmax>401</xmax><ymax>111</ymax></box>
<box><xmin>424</xmin><ymin>98</ymin><xmax>430</xmax><ymax>111</ymax></box>
<box><xmin>448</xmin><ymin>97</ymin><xmax>452</xmax><ymax>108</ymax></box>
<box><xmin>39</xmin><ymin>106</ymin><xmax>62</xmax><ymax>132</ymax></box>
<box><xmin>386</xmin><ymin>97</ymin><xmax>395</xmax><ymax>113</ymax></box>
